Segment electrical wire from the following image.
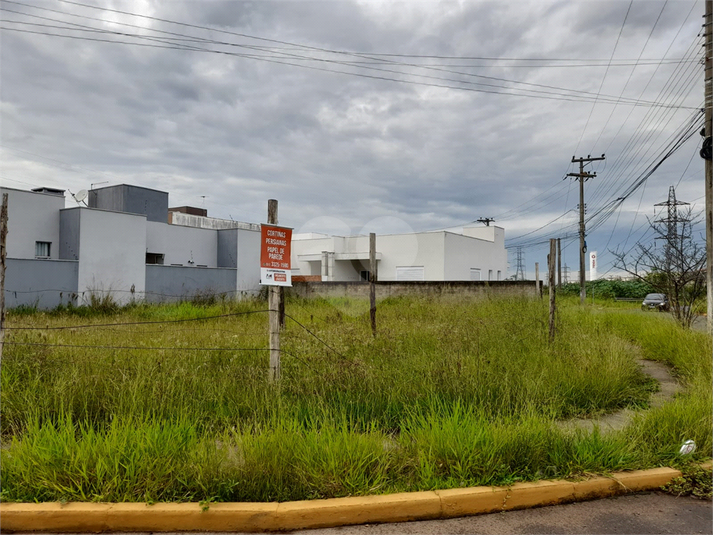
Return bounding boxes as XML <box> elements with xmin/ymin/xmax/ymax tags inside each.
<box><xmin>0</xmin><ymin>1</ymin><xmax>698</xmax><ymax>109</ymax></box>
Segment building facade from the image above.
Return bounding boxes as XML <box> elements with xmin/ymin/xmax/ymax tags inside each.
<box><xmin>291</xmin><ymin>224</ymin><xmax>507</xmax><ymax>282</ymax></box>
<box><xmin>2</xmin><ymin>184</ymin><xmax>262</xmax><ymax>308</ymax></box>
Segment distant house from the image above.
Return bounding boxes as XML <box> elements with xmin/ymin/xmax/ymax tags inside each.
<box><xmin>291</xmin><ymin>225</ymin><xmax>507</xmax><ymax>282</ymax></box>
<box><xmin>1</xmin><ymin>184</ymin><xmax>262</xmax><ymax>308</ymax></box>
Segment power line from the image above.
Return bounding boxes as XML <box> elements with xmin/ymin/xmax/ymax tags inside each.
<box><xmin>0</xmin><ymin>2</ymin><xmax>698</xmax><ymax>109</ymax></box>
<box><xmin>589</xmin><ymin>0</ymin><xmax>677</xmax><ymax>154</ymax></box>
<box><xmin>571</xmin><ymin>0</ymin><xmax>635</xmax><ymax>157</ymax></box>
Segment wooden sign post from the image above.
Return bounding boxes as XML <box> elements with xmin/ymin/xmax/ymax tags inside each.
<box><xmin>261</xmin><ymin>200</ymin><xmax>292</xmax><ymax>382</ymax></box>
<box><xmin>369</xmin><ymin>232</ymin><xmax>377</xmax><ymax>337</ymax></box>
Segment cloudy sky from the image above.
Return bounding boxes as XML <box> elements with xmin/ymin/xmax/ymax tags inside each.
<box><xmin>0</xmin><ymin>0</ymin><xmax>706</xmax><ymax>277</ymax></box>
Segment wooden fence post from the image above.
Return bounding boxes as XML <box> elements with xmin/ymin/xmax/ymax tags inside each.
<box><xmin>369</xmin><ymin>232</ymin><xmax>377</xmax><ymax>337</ymax></box>
<box><xmin>267</xmin><ymin>199</ymin><xmax>281</xmax><ymax>382</ymax></box>
<box><xmin>549</xmin><ymin>239</ymin><xmax>557</xmax><ymax>342</ymax></box>
<box><xmin>0</xmin><ymin>194</ymin><xmax>7</xmax><ymax>367</ymax></box>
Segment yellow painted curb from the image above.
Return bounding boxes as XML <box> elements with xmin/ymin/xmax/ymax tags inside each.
<box><xmin>0</xmin><ymin>465</ymin><xmax>704</xmax><ymax>533</ymax></box>
<box><xmin>274</xmin><ymin>491</ymin><xmax>442</xmax><ymax>530</ymax></box>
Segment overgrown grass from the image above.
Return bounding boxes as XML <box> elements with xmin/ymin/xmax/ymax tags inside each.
<box><xmin>1</xmin><ymin>295</ymin><xmax>710</xmax><ymax>502</ymax></box>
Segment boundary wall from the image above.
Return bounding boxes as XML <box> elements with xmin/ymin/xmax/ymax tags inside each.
<box><xmin>291</xmin><ymin>280</ymin><xmax>537</xmax><ymax>300</ymax></box>
<box><xmin>5</xmin><ymin>258</ymin><xmax>79</xmax><ymax>309</ymax></box>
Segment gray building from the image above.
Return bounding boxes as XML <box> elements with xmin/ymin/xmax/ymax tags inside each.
<box><xmin>2</xmin><ymin>184</ymin><xmax>262</xmax><ymax>308</ymax></box>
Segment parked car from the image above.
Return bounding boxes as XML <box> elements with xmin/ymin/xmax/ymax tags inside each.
<box><xmin>641</xmin><ymin>293</ymin><xmax>669</xmax><ymax>311</ymax></box>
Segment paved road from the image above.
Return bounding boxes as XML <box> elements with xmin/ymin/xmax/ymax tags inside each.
<box><xmin>294</xmin><ymin>493</ymin><xmax>711</xmax><ymax>535</ymax></box>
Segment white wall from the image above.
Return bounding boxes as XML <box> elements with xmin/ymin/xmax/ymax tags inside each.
<box><xmin>75</xmin><ymin>208</ymin><xmax>146</xmax><ymax>304</ymax></box>
<box><xmin>377</xmin><ymin>232</ymin><xmax>445</xmax><ymax>281</ymax></box>
<box><xmin>146</xmin><ymin>221</ymin><xmax>218</xmax><ymax>267</ymax></box>
<box><xmin>236</xmin><ymin>228</ymin><xmax>261</xmax><ymax>292</ymax></box>
<box><xmin>290</xmin><ymin>228</ymin><xmax>509</xmax><ymax>282</ymax></box>
<box><xmin>443</xmin><ymin>232</ymin><xmax>508</xmax><ymax>281</ymax></box>
<box><xmin>1</xmin><ymin>187</ymin><xmax>64</xmax><ymax>259</ymax></box>
<box><xmin>291</xmin><ymin>236</ymin><xmax>335</xmax><ymax>277</ymax></box>
<box><xmin>292</xmin><ymin>232</ymin><xmax>448</xmax><ymax>281</ymax></box>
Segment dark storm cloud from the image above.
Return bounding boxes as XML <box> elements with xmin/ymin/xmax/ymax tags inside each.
<box><xmin>0</xmin><ymin>0</ymin><xmax>704</xmax><ymax>277</ymax></box>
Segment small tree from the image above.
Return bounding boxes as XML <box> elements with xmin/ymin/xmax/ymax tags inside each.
<box><xmin>611</xmin><ymin>207</ymin><xmax>706</xmax><ymax>329</ymax></box>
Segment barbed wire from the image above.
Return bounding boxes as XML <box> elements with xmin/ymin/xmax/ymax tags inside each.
<box><xmin>4</xmin><ymin>309</ymin><xmax>271</xmax><ymax>330</ymax></box>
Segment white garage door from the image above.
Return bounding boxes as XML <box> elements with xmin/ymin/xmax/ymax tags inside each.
<box><xmin>470</xmin><ymin>268</ymin><xmax>482</xmax><ymax>281</ymax></box>
<box><xmin>396</xmin><ymin>266</ymin><xmax>425</xmax><ymax>281</ymax></box>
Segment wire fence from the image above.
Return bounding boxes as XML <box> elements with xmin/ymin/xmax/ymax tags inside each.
<box><xmin>0</xmin><ymin>303</ymin><xmax>345</xmax><ymax>374</ymax></box>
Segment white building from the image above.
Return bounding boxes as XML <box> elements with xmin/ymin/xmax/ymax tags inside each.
<box><xmin>291</xmin><ymin>224</ymin><xmax>507</xmax><ymax>282</ymax></box>
<box><xmin>1</xmin><ymin>184</ymin><xmax>262</xmax><ymax>308</ymax></box>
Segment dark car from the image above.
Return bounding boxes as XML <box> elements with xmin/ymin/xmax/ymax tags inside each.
<box><xmin>641</xmin><ymin>293</ymin><xmax>669</xmax><ymax>311</ymax></box>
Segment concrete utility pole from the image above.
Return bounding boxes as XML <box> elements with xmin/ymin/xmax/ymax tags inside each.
<box><xmin>477</xmin><ymin>217</ymin><xmax>495</xmax><ymax>226</ymax></box>
<box><xmin>705</xmin><ymin>0</ymin><xmax>713</xmax><ymax>335</ymax></box>
<box><xmin>568</xmin><ymin>154</ymin><xmax>605</xmax><ymax>304</ymax></box>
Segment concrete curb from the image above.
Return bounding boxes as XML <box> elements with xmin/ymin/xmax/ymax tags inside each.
<box><xmin>2</xmin><ymin>465</ymin><xmax>709</xmax><ymax>533</ymax></box>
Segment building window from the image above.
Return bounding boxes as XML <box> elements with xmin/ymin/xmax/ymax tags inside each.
<box><xmin>470</xmin><ymin>268</ymin><xmax>481</xmax><ymax>281</ymax></box>
<box><xmin>360</xmin><ymin>270</ymin><xmax>372</xmax><ymax>281</ymax></box>
<box><xmin>146</xmin><ymin>252</ymin><xmax>165</xmax><ymax>265</ymax></box>
<box><xmin>497</xmin><ymin>270</ymin><xmax>502</xmax><ymax>281</ymax></box>
<box><xmin>488</xmin><ymin>269</ymin><xmax>493</xmax><ymax>281</ymax></box>
<box><xmin>35</xmin><ymin>241</ymin><xmax>51</xmax><ymax>258</ymax></box>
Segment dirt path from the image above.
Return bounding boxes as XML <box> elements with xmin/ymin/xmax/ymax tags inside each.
<box><xmin>558</xmin><ymin>356</ymin><xmax>682</xmax><ymax>434</ymax></box>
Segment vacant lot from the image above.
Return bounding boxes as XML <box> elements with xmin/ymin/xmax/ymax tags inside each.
<box><xmin>1</xmin><ymin>295</ymin><xmax>710</xmax><ymax>502</ymax></box>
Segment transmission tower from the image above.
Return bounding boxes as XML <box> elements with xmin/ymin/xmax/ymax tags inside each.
<box><xmin>514</xmin><ymin>246</ymin><xmax>525</xmax><ymax>281</ymax></box>
<box><xmin>562</xmin><ymin>264</ymin><xmax>570</xmax><ymax>284</ymax></box>
<box><xmin>654</xmin><ymin>186</ymin><xmax>690</xmax><ymax>271</ymax></box>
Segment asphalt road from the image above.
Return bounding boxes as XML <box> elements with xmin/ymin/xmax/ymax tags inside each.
<box><xmin>294</xmin><ymin>492</ymin><xmax>712</xmax><ymax>535</ymax></box>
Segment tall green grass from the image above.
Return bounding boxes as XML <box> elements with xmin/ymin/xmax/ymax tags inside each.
<box><xmin>1</xmin><ymin>296</ymin><xmax>710</xmax><ymax>502</ymax></box>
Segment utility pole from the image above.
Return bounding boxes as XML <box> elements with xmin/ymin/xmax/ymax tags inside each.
<box><xmin>267</xmin><ymin>199</ymin><xmax>281</xmax><ymax>383</ymax></box>
<box><xmin>535</xmin><ymin>262</ymin><xmax>540</xmax><ymax>297</ymax></box>
<box><xmin>705</xmin><ymin>0</ymin><xmax>713</xmax><ymax>335</ymax></box>
<box><xmin>568</xmin><ymin>154</ymin><xmax>605</xmax><ymax>304</ymax></box>
<box><xmin>0</xmin><ymin>194</ymin><xmax>7</xmax><ymax>367</ymax></box>
<box><xmin>477</xmin><ymin>217</ymin><xmax>495</xmax><ymax>226</ymax></box>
